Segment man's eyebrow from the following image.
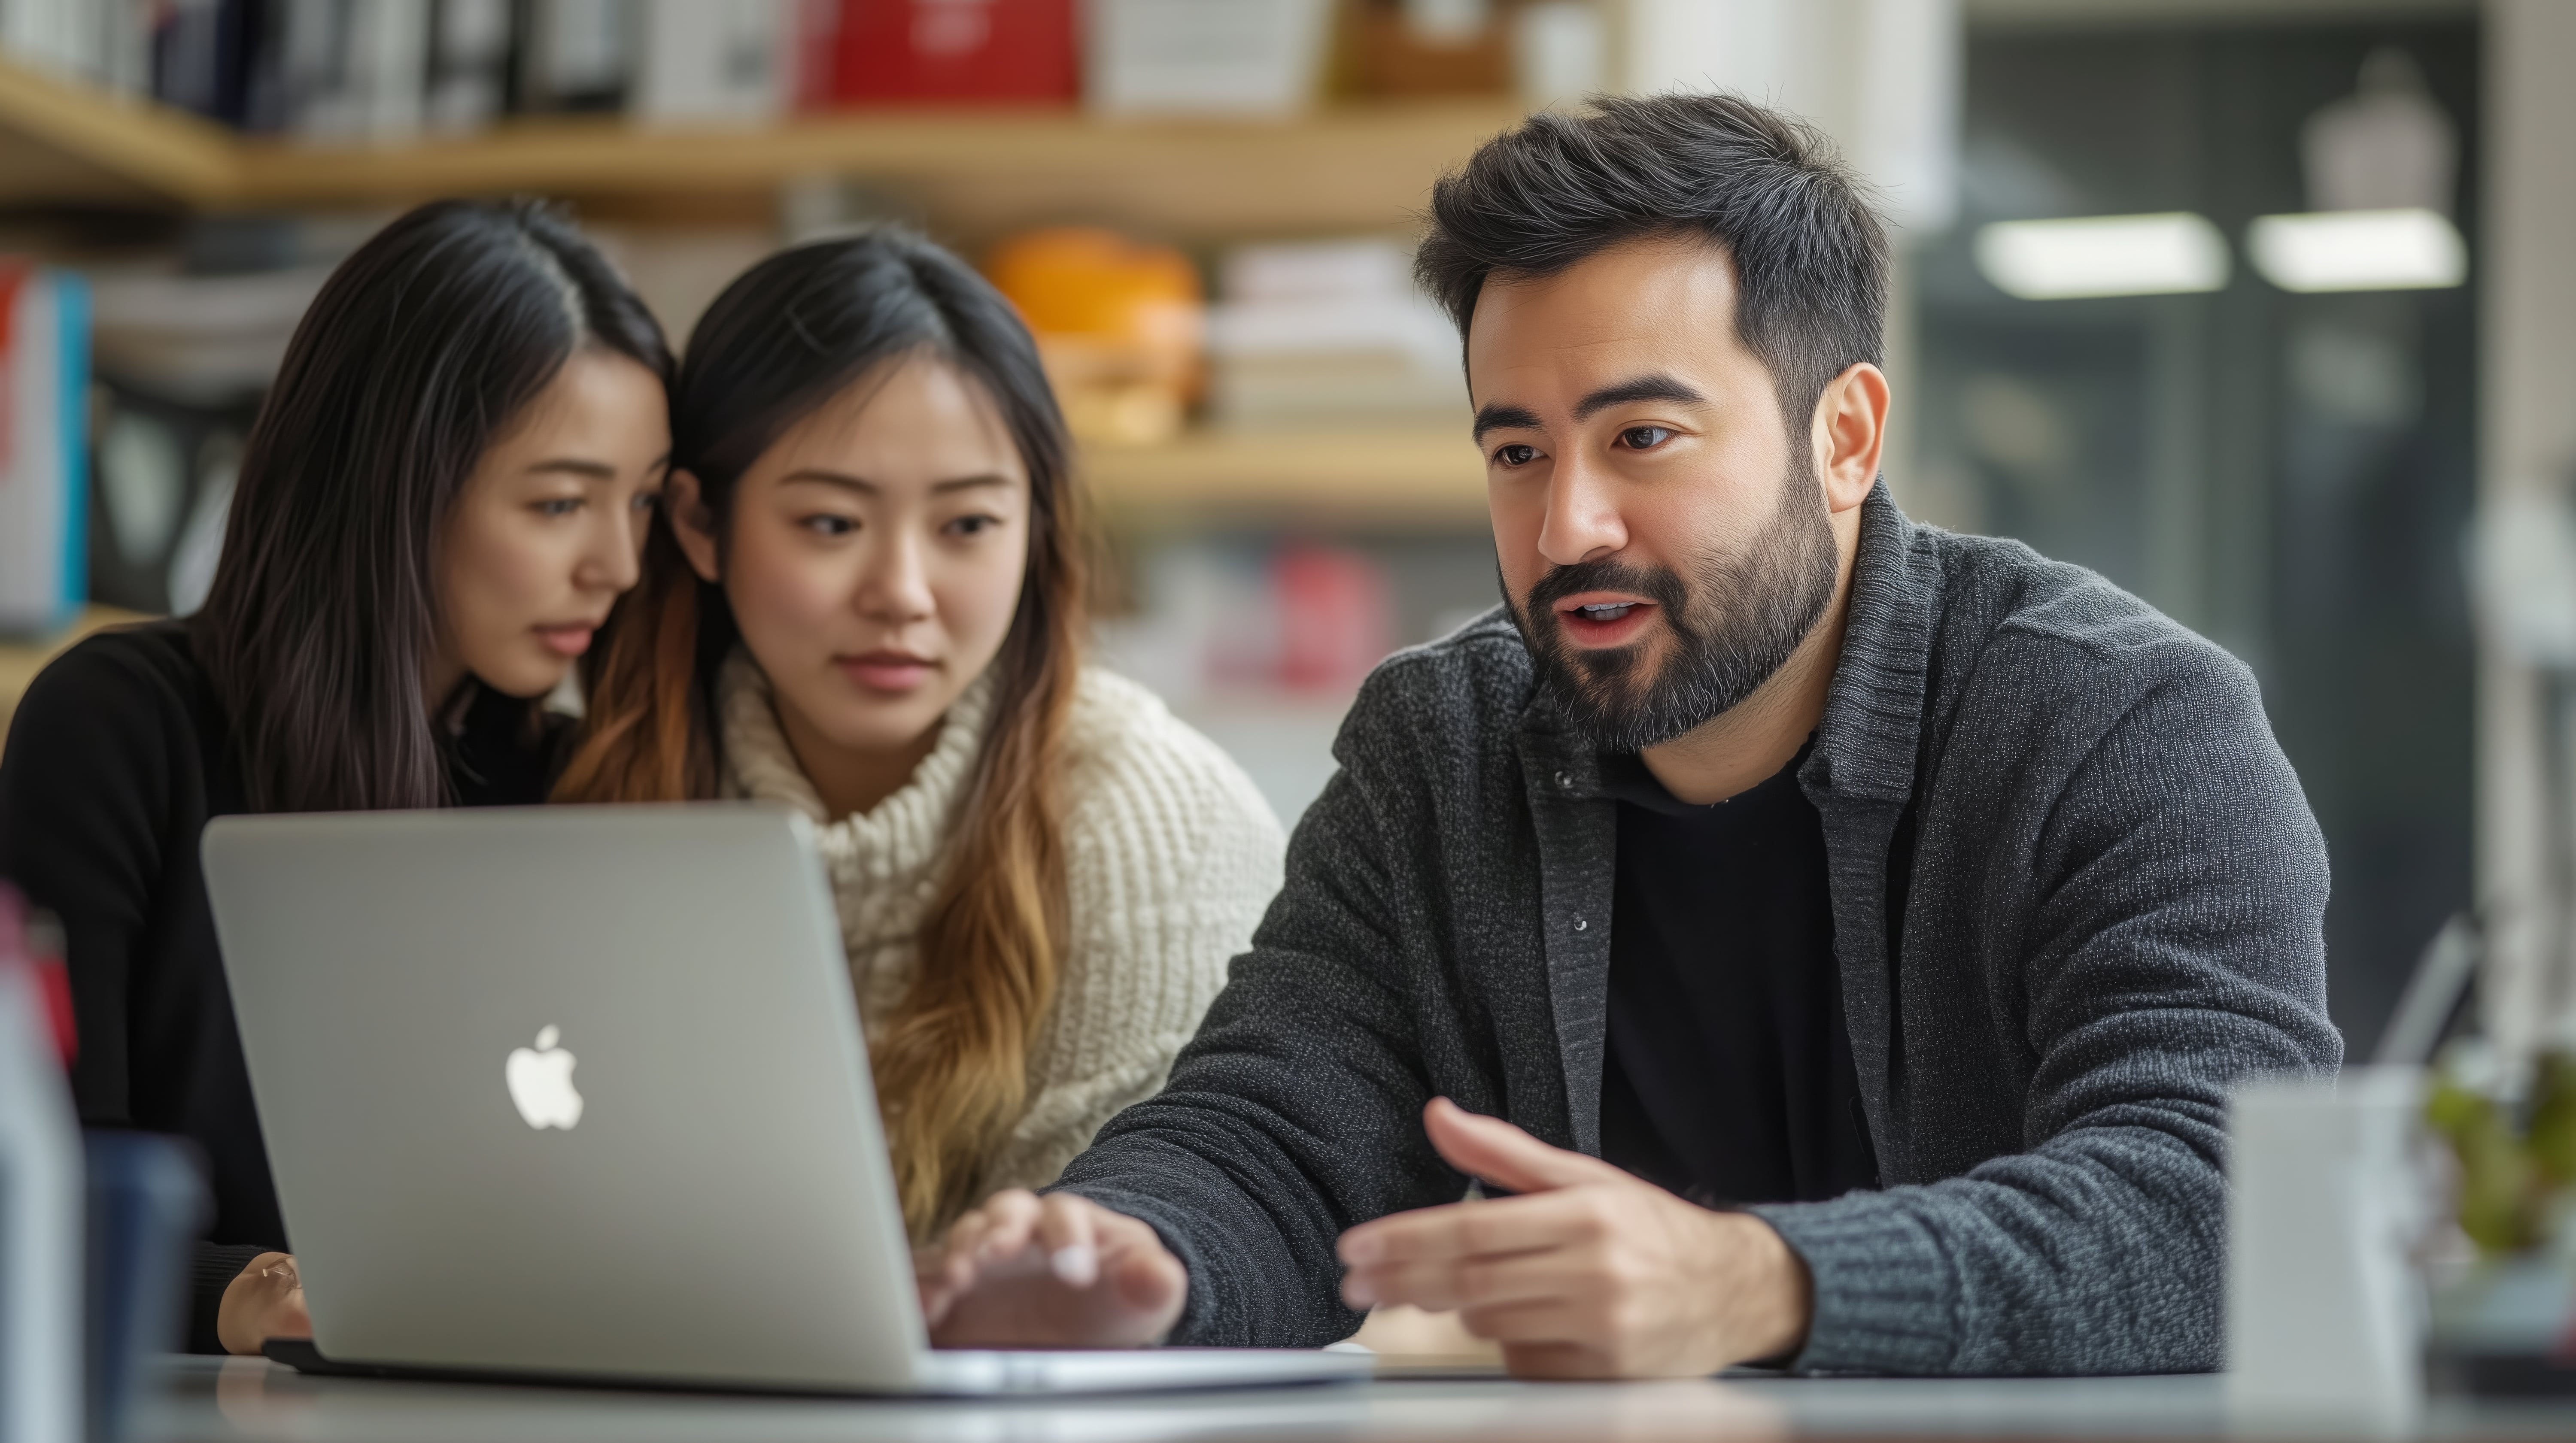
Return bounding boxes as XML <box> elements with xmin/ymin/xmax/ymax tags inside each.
<box><xmin>1572</xmin><ymin>374</ymin><xmax>1708</xmax><ymax>421</ymax></box>
<box><xmin>1472</xmin><ymin>403</ymin><xmax>1543</xmax><ymax>440</ymax></box>
<box><xmin>1470</xmin><ymin>376</ymin><xmax>1711</xmax><ymax>440</ymax></box>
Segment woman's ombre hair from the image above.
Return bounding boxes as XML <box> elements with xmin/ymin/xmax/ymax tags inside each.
<box><xmin>554</xmin><ymin>230</ymin><xmax>1083</xmax><ymax>1239</ymax></box>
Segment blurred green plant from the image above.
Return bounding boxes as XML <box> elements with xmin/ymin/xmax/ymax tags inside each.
<box><xmin>2427</xmin><ymin>1051</ymin><xmax>2576</xmax><ymax>1255</ymax></box>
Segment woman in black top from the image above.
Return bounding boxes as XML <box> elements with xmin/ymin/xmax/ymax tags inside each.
<box><xmin>0</xmin><ymin>200</ymin><xmax>671</xmax><ymax>1354</ymax></box>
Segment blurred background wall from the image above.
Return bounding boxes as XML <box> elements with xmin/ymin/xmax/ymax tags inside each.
<box><xmin>1919</xmin><ymin>10</ymin><xmax>2481</xmax><ymax>1060</ymax></box>
<box><xmin>1</xmin><ymin>0</ymin><xmax>2566</xmax><ymax>1064</ymax></box>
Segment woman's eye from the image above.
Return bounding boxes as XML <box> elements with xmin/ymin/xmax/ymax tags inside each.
<box><xmin>1492</xmin><ymin>443</ymin><xmax>1540</xmax><ymax>467</ymax></box>
<box><xmin>632</xmin><ymin>490</ymin><xmax>661</xmax><ymax>514</ymax></box>
<box><xmin>533</xmin><ymin>497</ymin><xmax>582</xmax><ymax>518</ymax></box>
<box><xmin>1617</xmin><ymin>425</ymin><xmax>1674</xmax><ymax>451</ymax></box>
<box><xmin>946</xmin><ymin>514</ymin><xmax>999</xmax><ymax>537</ymax></box>
<box><xmin>802</xmin><ymin>515</ymin><xmax>857</xmax><ymax>537</ymax></box>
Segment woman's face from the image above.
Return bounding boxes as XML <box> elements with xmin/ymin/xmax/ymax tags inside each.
<box><xmin>671</xmin><ymin>352</ymin><xmax>1032</xmax><ymax>762</ymax></box>
<box><xmin>435</xmin><ymin>350</ymin><xmax>671</xmax><ymax>703</ymax></box>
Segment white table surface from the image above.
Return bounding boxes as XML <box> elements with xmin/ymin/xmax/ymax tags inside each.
<box><xmin>139</xmin><ymin>1357</ymin><xmax>2576</xmax><ymax>1443</ymax></box>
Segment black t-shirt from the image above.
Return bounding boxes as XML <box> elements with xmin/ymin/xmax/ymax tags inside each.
<box><xmin>1595</xmin><ymin>741</ymin><xmax>1880</xmax><ymax>1208</ymax></box>
<box><xmin>0</xmin><ymin>620</ymin><xmax>561</xmax><ymax>1350</ymax></box>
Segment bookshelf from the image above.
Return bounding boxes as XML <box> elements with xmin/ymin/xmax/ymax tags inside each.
<box><xmin>0</xmin><ymin>59</ymin><xmax>1495</xmax><ymax>531</ymax></box>
<box><xmin>0</xmin><ymin>55</ymin><xmax>1518</xmax><ymax>239</ymax></box>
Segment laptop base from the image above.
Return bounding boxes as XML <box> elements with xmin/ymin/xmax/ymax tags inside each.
<box><xmin>263</xmin><ymin>1337</ymin><xmax>1375</xmax><ymax>1397</ymax></box>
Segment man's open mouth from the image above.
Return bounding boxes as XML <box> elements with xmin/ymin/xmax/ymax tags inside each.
<box><xmin>1572</xmin><ymin>602</ymin><xmax>1640</xmax><ymax>623</ymax></box>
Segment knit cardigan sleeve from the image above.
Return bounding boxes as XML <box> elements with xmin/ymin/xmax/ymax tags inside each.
<box><xmin>975</xmin><ymin>670</ymin><xmax>1286</xmax><ymax>1197</ymax></box>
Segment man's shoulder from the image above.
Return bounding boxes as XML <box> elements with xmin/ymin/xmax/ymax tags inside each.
<box><xmin>1920</xmin><ymin>525</ymin><xmax>2253</xmax><ymax>710</ymax></box>
<box><xmin>1348</xmin><ymin>606</ymin><xmax>1536</xmax><ymax>738</ymax></box>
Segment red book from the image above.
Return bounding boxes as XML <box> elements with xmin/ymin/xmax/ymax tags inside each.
<box><xmin>1273</xmin><ymin>543</ymin><xmax>1394</xmax><ymax>694</ymax></box>
<box><xmin>830</xmin><ymin>0</ymin><xmax>1078</xmax><ymax>106</ymax></box>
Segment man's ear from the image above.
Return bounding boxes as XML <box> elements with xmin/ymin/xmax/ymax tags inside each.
<box><xmin>665</xmin><ymin>470</ymin><xmax>723</xmax><ymax>584</ymax></box>
<box><xmin>1810</xmin><ymin>362</ymin><xmax>1891</xmax><ymax>515</ymax></box>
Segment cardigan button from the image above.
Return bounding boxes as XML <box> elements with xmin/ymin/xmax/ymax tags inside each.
<box><xmin>1555</xmin><ymin>770</ymin><xmax>1572</xmax><ymax>788</ymax></box>
<box><xmin>1573</xmin><ymin>917</ymin><xmax>1588</xmax><ymax>932</ymax></box>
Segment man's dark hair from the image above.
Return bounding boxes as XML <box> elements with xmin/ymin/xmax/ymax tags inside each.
<box><xmin>1415</xmin><ymin>92</ymin><xmax>1889</xmax><ymax>424</ymax></box>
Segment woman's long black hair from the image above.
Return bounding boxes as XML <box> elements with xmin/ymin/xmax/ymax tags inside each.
<box><xmin>192</xmin><ymin>198</ymin><xmax>671</xmax><ymax>813</ymax></box>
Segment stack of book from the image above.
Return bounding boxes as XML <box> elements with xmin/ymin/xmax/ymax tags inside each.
<box><xmin>1207</xmin><ymin>238</ymin><xmax>1464</xmax><ymax>431</ymax></box>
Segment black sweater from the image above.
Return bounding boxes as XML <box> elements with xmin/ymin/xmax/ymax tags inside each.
<box><xmin>0</xmin><ymin>621</ymin><xmax>559</xmax><ymax>1352</ymax></box>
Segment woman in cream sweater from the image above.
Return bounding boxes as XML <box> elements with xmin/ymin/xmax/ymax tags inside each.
<box><xmin>556</xmin><ymin>230</ymin><xmax>1281</xmax><ymax>1238</ymax></box>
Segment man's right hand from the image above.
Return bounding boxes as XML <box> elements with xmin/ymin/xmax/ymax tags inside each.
<box><xmin>217</xmin><ymin>1252</ymin><xmax>310</xmax><ymax>1356</ymax></box>
<box><xmin>917</xmin><ymin>1191</ymin><xmax>1186</xmax><ymax>1347</ymax></box>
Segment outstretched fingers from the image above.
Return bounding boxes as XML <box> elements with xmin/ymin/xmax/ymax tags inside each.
<box><xmin>1341</xmin><ymin>1188</ymin><xmax>1604</xmax><ymax>1269</ymax></box>
<box><xmin>1421</xmin><ymin>1097</ymin><xmax>1626</xmax><ymax>1195</ymax></box>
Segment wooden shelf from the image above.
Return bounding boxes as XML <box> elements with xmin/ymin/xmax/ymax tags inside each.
<box><xmin>0</xmin><ymin>57</ymin><xmax>239</xmax><ymax>206</ymax></box>
<box><xmin>0</xmin><ymin>57</ymin><xmax>1518</xmax><ymax>237</ymax></box>
<box><xmin>1082</xmin><ymin>427</ymin><xmax>1486</xmax><ymax>527</ymax></box>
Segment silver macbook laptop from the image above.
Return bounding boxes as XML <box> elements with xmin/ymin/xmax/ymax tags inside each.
<box><xmin>200</xmin><ymin>803</ymin><xmax>1369</xmax><ymax>1396</ymax></box>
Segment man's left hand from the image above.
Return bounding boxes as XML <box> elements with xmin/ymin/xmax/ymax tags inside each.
<box><xmin>1335</xmin><ymin>1097</ymin><xmax>1813</xmax><ymax>1379</ymax></box>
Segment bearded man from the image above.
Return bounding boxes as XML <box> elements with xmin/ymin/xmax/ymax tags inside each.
<box><xmin>916</xmin><ymin>92</ymin><xmax>2342</xmax><ymax>1378</ymax></box>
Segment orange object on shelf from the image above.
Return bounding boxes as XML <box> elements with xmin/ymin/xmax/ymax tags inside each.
<box><xmin>986</xmin><ymin>227</ymin><xmax>1205</xmax><ymax>446</ymax></box>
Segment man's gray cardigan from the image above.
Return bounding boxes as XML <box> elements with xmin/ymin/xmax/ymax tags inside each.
<box><xmin>1056</xmin><ymin>484</ymin><xmax>2342</xmax><ymax>1374</ymax></box>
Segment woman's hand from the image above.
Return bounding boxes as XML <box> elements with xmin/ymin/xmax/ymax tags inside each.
<box><xmin>916</xmin><ymin>1190</ymin><xmax>1186</xmax><ymax>1347</ymax></box>
<box><xmin>216</xmin><ymin>1252</ymin><xmax>311</xmax><ymax>1356</ymax></box>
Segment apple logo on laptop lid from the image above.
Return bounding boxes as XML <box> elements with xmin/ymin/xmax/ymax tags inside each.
<box><xmin>506</xmin><ymin>1025</ymin><xmax>583</xmax><ymax>1130</ymax></box>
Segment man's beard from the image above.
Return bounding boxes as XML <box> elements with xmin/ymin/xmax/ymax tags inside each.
<box><xmin>1509</xmin><ymin>464</ymin><xmax>1839</xmax><ymax>753</ymax></box>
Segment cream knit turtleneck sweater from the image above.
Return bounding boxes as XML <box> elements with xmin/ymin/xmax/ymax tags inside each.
<box><xmin>717</xmin><ymin>652</ymin><xmax>1284</xmax><ymax>1203</ymax></box>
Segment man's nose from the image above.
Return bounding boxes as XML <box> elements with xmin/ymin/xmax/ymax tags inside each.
<box><xmin>1536</xmin><ymin>449</ymin><xmax>1628</xmax><ymax>568</ymax></box>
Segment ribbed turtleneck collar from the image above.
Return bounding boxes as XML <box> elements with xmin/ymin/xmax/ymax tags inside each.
<box><xmin>715</xmin><ymin>649</ymin><xmax>995</xmax><ymax>977</ymax></box>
